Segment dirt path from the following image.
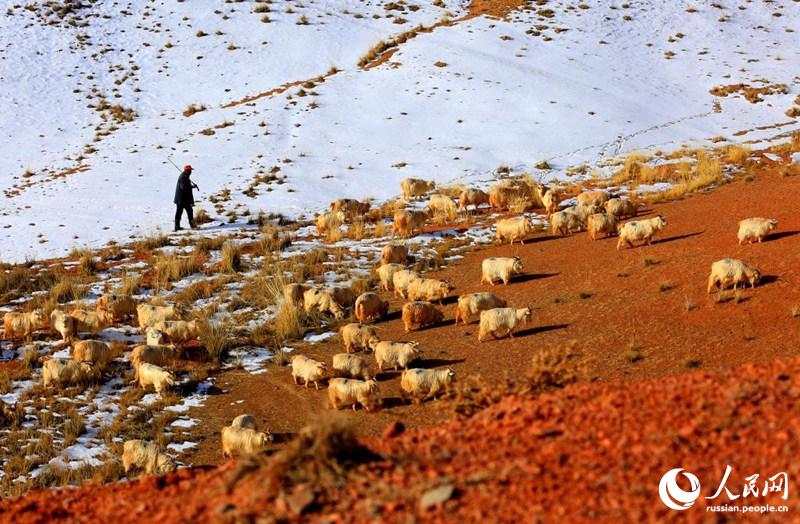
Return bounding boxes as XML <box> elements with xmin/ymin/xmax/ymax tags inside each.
<box><xmin>182</xmin><ymin>164</ymin><xmax>800</xmax><ymax>466</ymax></box>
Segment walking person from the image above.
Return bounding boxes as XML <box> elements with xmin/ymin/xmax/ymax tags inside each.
<box><xmin>174</xmin><ymin>165</ymin><xmax>198</xmax><ymax>231</ymax></box>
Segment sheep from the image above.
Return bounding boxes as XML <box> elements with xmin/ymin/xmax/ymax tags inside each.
<box><xmin>737</xmin><ymin>217</ymin><xmax>778</xmax><ymax>245</ymax></box>
<box><xmin>566</xmin><ymin>202</ymin><xmax>596</xmax><ymax>224</ymax></box>
<box><xmin>540</xmin><ymin>188</ymin><xmax>560</xmax><ymax>217</ymax></box>
<box><xmin>316</xmin><ymin>210</ymin><xmax>344</xmax><ymax>236</ymax></box>
<box><xmin>478</xmin><ymin>307</ymin><xmax>532</xmax><ymax>341</ymax></box>
<box><xmin>50</xmin><ymin>309</ymin><xmax>76</xmax><ymax>343</ymax></box>
<box><xmin>129</xmin><ymin>345</ymin><xmax>177</xmax><ymax>375</ymax></box>
<box><xmin>377</xmin><ymin>263</ymin><xmax>405</xmax><ymax>291</ymax></box>
<box><xmin>152</xmin><ymin>320</ymin><xmax>199</xmax><ymax>344</ymax></box>
<box><xmin>392</xmin><ymin>269</ymin><xmax>421</xmax><ymax>299</ymax></box>
<box><xmin>392</xmin><ymin>209</ymin><xmax>428</xmax><ymax>238</ymax></box>
<box><xmin>380</xmin><ymin>244</ymin><xmax>409</xmax><ymax>265</ymax></box>
<box><xmin>96</xmin><ymin>294</ymin><xmax>137</xmax><ymax>322</ymax></box>
<box><xmin>406</xmin><ymin>278</ymin><xmax>453</xmax><ymax>304</ymax></box>
<box><xmin>355</xmin><ymin>292</ymin><xmax>389</xmax><ymax>324</ymax></box>
<box><xmin>332</xmin><ymin>353</ymin><xmax>372</xmax><ymax>380</ymax></box>
<box><xmin>369</xmin><ymin>340</ymin><xmax>420</xmax><ymax>371</ymax></box>
<box><xmin>303</xmin><ymin>287</ymin><xmax>347</xmax><ymax>319</ymax></box>
<box><xmin>401</xmin><ymin>301</ymin><xmax>444</xmax><ymax>332</ymax></box>
<box><xmin>400</xmin><ymin>368</ymin><xmax>455</xmax><ymax>401</ymax></box>
<box><xmin>587</xmin><ymin>212</ymin><xmax>618</xmax><ymax>240</ymax></box>
<box><xmin>231</xmin><ymin>414</ymin><xmax>257</xmax><ymax>430</ymax></box>
<box><xmin>617</xmin><ymin>215</ymin><xmax>668</xmax><ymax>250</ymax></box>
<box><xmin>401</xmin><ymin>178</ymin><xmax>435</xmax><ymax>200</ymax></box>
<box><xmin>604</xmin><ymin>197</ymin><xmax>638</xmax><ymax>219</ymax></box>
<box><xmin>146</xmin><ymin>327</ymin><xmax>167</xmax><ymax>346</ymax></box>
<box><xmin>481</xmin><ymin>256</ymin><xmax>523</xmax><ymax>286</ymax></box>
<box><xmin>454</xmin><ymin>293</ymin><xmax>508</xmax><ymax>325</ymax></box>
<box><xmin>577</xmin><ymin>190</ymin><xmax>611</xmax><ymax>209</ymax></box>
<box><xmin>328</xmin><ymin>378</ymin><xmax>380</xmax><ymax>411</ymax></box>
<box><xmin>707</xmin><ymin>258</ymin><xmax>761</xmax><ymax>293</ymax></box>
<box><xmin>3</xmin><ymin>310</ymin><xmax>46</xmax><ymax>341</ymax></box>
<box><xmin>330</xmin><ymin>198</ymin><xmax>370</xmax><ymax>220</ymax></box>
<box><xmin>122</xmin><ymin>440</ymin><xmax>176</xmax><ymax>476</ymax></box>
<box><xmin>495</xmin><ymin>217</ymin><xmax>532</xmax><ymax>245</ymax></box>
<box><xmin>221</xmin><ymin>426</ymin><xmax>272</xmax><ymax>458</ymax></box>
<box><xmin>136</xmin><ymin>362</ymin><xmax>175</xmax><ymax>393</ymax></box>
<box><xmin>137</xmin><ymin>304</ymin><xmax>180</xmax><ymax>330</ymax></box>
<box><xmin>291</xmin><ymin>355</ymin><xmax>327</xmax><ymax>389</ymax></box>
<box><xmin>331</xmin><ymin>286</ymin><xmax>357</xmax><ymax>309</ymax></box>
<box><xmin>488</xmin><ymin>180</ymin><xmax>533</xmax><ymax>210</ymax></box>
<box><xmin>42</xmin><ymin>358</ymin><xmax>95</xmax><ymax>387</ymax></box>
<box><xmin>283</xmin><ymin>283</ymin><xmax>310</xmax><ymax>309</ymax></box>
<box><xmin>458</xmin><ymin>188</ymin><xmax>489</xmax><ymax>213</ymax></box>
<box><xmin>72</xmin><ymin>339</ymin><xmax>113</xmax><ymax>369</ymax></box>
<box><xmin>426</xmin><ymin>193</ymin><xmax>457</xmax><ymax>220</ymax></box>
<box><xmin>338</xmin><ymin>323</ymin><xmax>378</xmax><ymax>353</ymax></box>
<box><xmin>69</xmin><ymin>308</ymin><xmax>113</xmax><ymax>335</ymax></box>
<box><xmin>550</xmin><ymin>209</ymin><xmax>584</xmax><ymax>237</ymax></box>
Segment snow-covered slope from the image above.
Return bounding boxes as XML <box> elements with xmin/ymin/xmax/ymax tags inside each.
<box><xmin>1</xmin><ymin>0</ymin><xmax>798</xmax><ymax>262</ymax></box>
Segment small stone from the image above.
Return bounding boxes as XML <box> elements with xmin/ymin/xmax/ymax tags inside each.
<box><xmin>383</xmin><ymin>421</ymin><xmax>405</xmax><ymax>439</ymax></box>
<box><xmin>286</xmin><ymin>484</ymin><xmax>314</xmax><ymax>515</ymax></box>
<box><xmin>419</xmin><ymin>483</ymin><xmax>454</xmax><ymax>510</ymax></box>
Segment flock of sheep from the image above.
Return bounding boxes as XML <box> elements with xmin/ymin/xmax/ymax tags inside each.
<box><xmin>0</xmin><ymin>175</ymin><xmax>779</xmax><ymax>470</ymax></box>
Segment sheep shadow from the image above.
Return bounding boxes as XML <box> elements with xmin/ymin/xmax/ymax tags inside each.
<box><xmin>513</xmin><ymin>323</ymin><xmax>570</xmax><ymax>338</ymax></box>
<box><xmin>383</xmin><ymin>310</ymin><xmax>403</xmax><ymax>321</ymax></box>
<box><xmin>512</xmin><ymin>272</ymin><xmax>559</xmax><ymax>284</ymax></box>
<box><xmin>440</xmin><ymin>295</ymin><xmax>459</xmax><ymax>306</ymax></box>
<box><xmin>373</xmin><ymin>370</ymin><xmax>402</xmax><ymax>382</ymax></box>
<box><xmin>381</xmin><ymin>396</ymin><xmax>408</xmax><ymax>409</ymax></box>
<box><xmin>415</xmin><ymin>357</ymin><xmax>466</xmax><ymax>368</ymax></box>
<box><xmin>655</xmin><ymin>231</ymin><xmax>704</xmax><ymax>245</ymax></box>
<box><xmin>759</xmin><ymin>275</ymin><xmax>779</xmax><ymax>287</ymax></box>
<box><xmin>269</xmin><ymin>432</ymin><xmax>295</xmax><ymax>445</ymax></box>
<box><xmin>764</xmin><ymin>230</ymin><xmax>800</xmax><ymax>242</ymax></box>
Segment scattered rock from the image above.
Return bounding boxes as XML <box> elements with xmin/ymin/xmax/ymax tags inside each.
<box><xmin>419</xmin><ymin>483</ymin><xmax>454</xmax><ymax>511</ymax></box>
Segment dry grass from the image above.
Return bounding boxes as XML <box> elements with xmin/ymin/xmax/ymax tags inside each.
<box><xmin>220</xmin><ymin>242</ymin><xmax>243</xmax><ymax>273</ymax></box>
<box><xmin>49</xmin><ymin>273</ymin><xmax>88</xmax><ymax>304</ymax></box>
<box><xmin>172</xmin><ymin>277</ymin><xmax>229</xmax><ymax>306</ymax></box>
<box><xmin>271</xmin><ymin>300</ymin><xmax>306</xmax><ymax>343</ymax></box>
<box><xmin>194</xmin><ymin>208</ymin><xmax>212</xmax><ymax>225</ymax></box>
<box><xmin>723</xmin><ymin>144</ymin><xmax>751</xmax><ymax>165</ymax></box>
<box><xmin>526</xmin><ymin>342</ymin><xmax>584</xmax><ymax>394</ymax></box>
<box><xmin>154</xmin><ymin>250</ymin><xmax>205</xmax><ymax>289</ymax></box>
<box><xmin>197</xmin><ymin>318</ymin><xmax>233</xmax><ymax>364</ymax></box>
<box><xmin>114</xmin><ymin>274</ymin><xmax>141</xmax><ymax>296</ymax></box>
<box><xmin>133</xmin><ymin>232</ymin><xmax>170</xmax><ymax>252</ymax></box>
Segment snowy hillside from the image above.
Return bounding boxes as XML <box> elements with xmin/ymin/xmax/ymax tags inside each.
<box><xmin>1</xmin><ymin>0</ymin><xmax>798</xmax><ymax>262</ymax></box>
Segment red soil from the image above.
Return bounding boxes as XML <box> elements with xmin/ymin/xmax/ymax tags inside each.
<box><xmin>3</xmin><ymin>356</ymin><xmax>799</xmax><ymax>523</ymax></box>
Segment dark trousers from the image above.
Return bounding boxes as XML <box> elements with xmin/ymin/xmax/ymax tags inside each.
<box><xmin>175</xmin><ymin>204</ymin><xmax>194</xmax><ymax>229</ymax></box>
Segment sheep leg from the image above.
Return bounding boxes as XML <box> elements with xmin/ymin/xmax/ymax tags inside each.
<box><xmin>314</xmin><ymin>381</ymin><xmax>319</xmax><ymax>391</ymax></box>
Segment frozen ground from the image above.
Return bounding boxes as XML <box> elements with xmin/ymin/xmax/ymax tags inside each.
<box><xmin>0</xmin><ymin>0</ymin><xmax>798</xmax><ymax>262</ymax></box>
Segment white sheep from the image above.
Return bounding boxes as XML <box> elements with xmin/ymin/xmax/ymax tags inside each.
<box><xmin>316</xmin><ymin>210</ymin><xmax>345</xmax><ymax>236</ymax></box>
<box><xmin>478</xmin><ymin>307</ymin><xmax>532</xmax><ymax>341</ymax></box>
<box><xmin>737</xmin><ymin>217</ymin><xmax>778</xmax><ymax>245</ymax></box>
<box><xmin>369</xmin><ymin>340</ymin><xmax>420</xmax><ymax>371</ymax></box>
<box><xmin>332</xmin><ymin>353</ymin><xmax>372</xmax><ymax>380</ymax></box>
<box><xmin>550</xmin><ymin>209</ymin><xmax>584</xmax><ymax>236</ymax></box>
<box><xmin>392</xmin><ymin>209</ymin><xmax>428</xmax><ymax>238</ymax></box>
<box><xmin>392</xmin><ymin>269</ymin><xmax>421</xmax><ymax>299</ymax></box>
<box><xmin>380</xmin><ymin>244</ymin><xmax>409</xmax><ymax>265</ymax></box>
<box><xmin>42</xmin><ymin>358</ymin><xmax>95</xmax><ymax>387</ymax></box>
<box><xmin>406</xmin><ymin>278</ymin><xmax>453</xmax><ymax>304</ymax></box>
<box><xmin>137</xmin><ymin>304</ymin><xmax>180</xmax><ymax>330</ymax></box>
<box><xmin>221</xmin><ymin>426</ymin><xmax>272</xmax><ymax>458</ymax></box>
<box><xmin>283</xmin><ymin>283</ymin><xmax>310</xmax><ymax>309</ymax></box>
<box><xmin>129</xmin><ymin>345</ymin><xmax>177</xmax><ymax>375</ymax></box>
<box><xmin>540</xmin><ymin>188</ymin><xmax>560</xmax><ymax>217</ymax></box>
<box><xmin>3</xmin><ymin>310</ymin><xmax>46</xmax><ymax>340</ymax></box>
<box><xmin>454</xmin><ymin>293</ymin><xmax>508</xmax><ymax>325</ymax></box>
<box><xmin>426</xmin><ymin>193</ymin><xmax>457</xmax><ymax>220</ymax></box>
<box><xmin>231</xmin><ymin>414</ymin><xmax>257</xmax><ymax>430</ymax></box>
<box><xmin>400</xmin><ymin>368</ymin><xmax>455</xmax><ymax>401</ymax></box>
<box><xmin>617</xmin><ymin>215</ymin><xmax>668</xmax><ymax>250</ymax></box>
<box><xmin>72</xmin><ymin>339</ymin><xmax>113</xmax><ymax>369</ymax></box>
<box><xmin>377</xmin><ymin>263</ymin><xmax>405</xmax><ymax>291</ymax></box>
<box><xmin>481</xmin><ymin>256</ymin><xmax>523</xmax><ymax>286</ymax></box>
<box><xmin>50</xmin><ymin>309</ymin><xmax>76</xmax><ymax>343</ymax></box>
<box><xmin>604</xmin><ymin>197</ymin><xmax>638</xmax><ymax>219</ymax></box>
<box><xmin>577</xmin><ymin>190</ymin><xmax>611</xmax><ymax>209</ymax></box>
<box><xmin>338</xmin><ymin>323</ymin><xmax>378</xmax><ymax>353</ymax></box>
<box><xmin>707</xmin><ymin>258</ymin><xmax>761</xmax><ymax>293</ymax></box>
<box><xmin>122</xmin><ymin>440</ymin><xmax>176</xmax><ymax>476</ymax></box>
<box><xmin>330</xmin><ymin>198</ymin><xmax>370</xmax><ymax>220</ymax></box>
<box><xmin>146</xmin><ymin>327</ymin><xmax>167</xmax><ymax>346</ymax></box>
<box><xmin>401</xmin><ymin>178</ymin><xmax>435</xmax><ymax>200</ymax></box>
<box><xmin>495</xmin><ymin>216</ymin><xmax>532</xmax><ymax>245</ymax></box>
<box><xmin>354</xmin><ymin>292</ymin><xmax>389</xmax><ymax>324</ymax></box>
<box><xmin>303</xmin><ymin>287</ymin><xmax>346</xmax><ymax>319</ymax></box>
<box><xmin>328</xmin><ymin>378</ymin><xmax>380</xmax><ymax>411</ymax></box>
<box><xmin>69</xmin><ymin>308</ymin><xmax>113</xmax><ymax>334</ymax></box>
<box><xmin>291</xmin><ymin>355</ymin><xmax>327</xmax><ymax>389</ymax></box>
<box><xmin>152</xmin><ymin>320</ymin><xmax>199</xmax><ymax>344</ymax></box>
<box><xmin>401</xmin><ymin>301</ymin><xmax>444</xmax><ymax>332</ymax></box>
<box><xmin>458</xmin><ymin>188</ymin><xmax>489</xmax><ymax>213</ymax></box>
<box><xmin>587</xmin><ymin>212</ymin><xmax>618</xmax><ymax>240</ymax></box>
<box><xmin>136</xmin><ymin>362</ymin><xmax>175</xmax><ymax>393</ymax></box>
<box><xmin>96</xmin><ymin>294</ymin><xmax>137</xmax><ymax>322</ymax></box>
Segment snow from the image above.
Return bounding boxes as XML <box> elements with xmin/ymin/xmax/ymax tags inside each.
<box><xmin>304</xmin><ymin>331</ymin><xmax>337</xmax><ymax>343</ymax></box>
<box><xmin>224</xmin><ymin>346</ymin><xmax>273</xmax><ymax>374</ymax></box>
<box><xmin>167</xmin><ymin>441</ymin><xmax>198</xmax><ymax>453</ymax></box>
<box><xmin>1</xmin><ymin>1</ymin><xmax>798</xmax><ymax>262</ymax></box>
<box><xmin>165</xmin><ymin>378</ymin><xmax>213</xmax><ymax>413</ymax></box>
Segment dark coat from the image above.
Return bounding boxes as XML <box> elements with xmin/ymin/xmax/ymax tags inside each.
<box><xmin>174</xmin><ymin>171</ymin><xmax>194</xmax><ymax>206</ymax></box>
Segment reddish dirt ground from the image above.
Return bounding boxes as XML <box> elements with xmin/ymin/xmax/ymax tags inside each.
<box><xmin>3</xmin><ymin>355</ymin><xmax>800</xmax><ymax>523</ymax></box>
<box><xmin>179</xmin><ymin>164</ymin><xmax>800</xmax><ymax>467</ymax></box>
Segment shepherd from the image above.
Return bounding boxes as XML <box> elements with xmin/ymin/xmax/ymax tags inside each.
<box><xmin>174</xmin><ymin>165</ymin><xmax>198</xmax><ymax>231</ymax></box>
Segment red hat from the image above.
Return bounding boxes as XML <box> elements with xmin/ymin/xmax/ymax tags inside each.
<box><xmin>183</xmin><ymin>165</ymin><xmax>193</xmax><ymax>171</ymax></box>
